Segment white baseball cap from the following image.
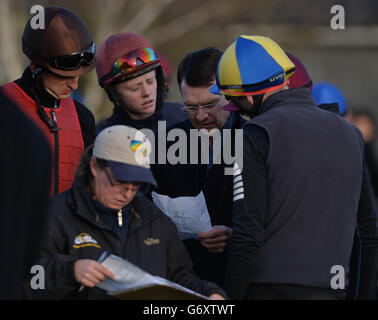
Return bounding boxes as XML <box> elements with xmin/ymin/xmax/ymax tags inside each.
<box><xmin>93</xmin><ymin>125</ymin><xmax>157</xmax><ymax>187</ymax></box>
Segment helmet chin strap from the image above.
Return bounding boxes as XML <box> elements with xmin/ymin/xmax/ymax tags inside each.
<box><xmin>32</xmin><ymin>66</ymin><xmax>43</xmax><ymax>80</ymax></box>
<box><xmin>30</xmin><ymin>65</ymin><xmax>61</xmax><ymax>132</ymax></box>
<box><xmin>231</xmin><ymin>93</ymin><xmax>265</xmax><ymax>118</ymax></box>
<box><xmin>248</xmin><ymin>94</ymin><xmax>265</xmax><ymax>118</ymax></box>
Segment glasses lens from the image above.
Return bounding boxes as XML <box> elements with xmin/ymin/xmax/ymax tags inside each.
<box><xmin>53</xmin><ymin>42</ymin><xmax>95</xmax><ymax>70</ymax></box>
<box><xmin>112</xmin><ymin>48</ymin><xmax>158</xmax><ymax>75</ymax></box>
<box><xmin>183</xmin><ymin>105</ymin><xmax>197</xmax><ymax>113</ymax></box>
<box><xmin>203</xmin><ymin>104</ymin><xmax>218</xmax><ymax>111</ymax></box>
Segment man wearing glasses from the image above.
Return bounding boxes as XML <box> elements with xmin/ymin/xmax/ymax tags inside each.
<box><xmin>0</xmin><ymin>7</ymin><xmax>96</xmax><ymax>196</ymax></box>
<box><xmin>151</xmin><ymin>47</ymin><xmax>245</xmax><ymax>286</ymax></box>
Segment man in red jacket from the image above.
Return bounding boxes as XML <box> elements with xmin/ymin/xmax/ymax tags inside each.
<box><xmin>0</xmin><ymin>7</ymin><xmax>96</xmax><ymax>195</ymax></box>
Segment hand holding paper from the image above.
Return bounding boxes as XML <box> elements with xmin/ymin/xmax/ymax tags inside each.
<box><xmin>74</xmin><ymin>259</ymin><xmax>115</xmax><ymax>288</ymax></box>
<box><xmin>197</xmin><ymin>225</ymin><xmax>233</xmax><ymax>253</ymax></box>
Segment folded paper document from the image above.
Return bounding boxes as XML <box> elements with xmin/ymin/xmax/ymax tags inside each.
<box><xmin>96</xmin><ymin>254</ymin><xmax>208</xmax><ymax>300</ymax></box>
<box><xmin>151</xmin><ymin>191</ymin><xmax>212</xmax><ymax>240</ymax></box>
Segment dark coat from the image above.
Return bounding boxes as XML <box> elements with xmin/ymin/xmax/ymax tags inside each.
<box><xmin>25</xmin><ymin>178</ymin><xmax>226</xmax><ymax>299</ymax></box>
<box><xmin>96</xmin><ymin>102</ymin><xmax>187</xmax><ymax>134</ymax></box>
<box><xmin>151</xmin><ymin>113</ymin><xmax>245</xmax><ymax>285</ymax></box>
<box><xmin>0</xmin><ymin>92</ymin><xmax>51</xmax><ymax>299</ymax></box>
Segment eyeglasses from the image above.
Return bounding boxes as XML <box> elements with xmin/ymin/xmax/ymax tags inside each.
<box><xmin>49</xmin><ymin>42</ymin><xmax>95</xmax><ymax>70</ymax></box>
<box><xmin>182</xmin><ymin>103</ymin><xmax>223</xmax><ymax>114</ymax></box>
<box><xmin>100</xmin><ymin>48</ymin><xmax>159</xmax><ymax>84</ymax></box>
<box><xmin>102</xmin><ymin>168</ymin><xmax>140</xmax><ymax>193</ymax></box>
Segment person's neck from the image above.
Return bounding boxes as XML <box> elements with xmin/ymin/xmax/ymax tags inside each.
<box><xmin>121</xmin><ymin>107</ymin><xmax>153</xmax><ymax>121</ymax></box>
<box><xmin>262</xmin><ymin>84</ymin><xmax>289</xmax><ymax>103</ymax></box>
<box><xmin>17</xmin><ymin>67</ymin><xmax>60</xmax><ymax>108</ymax></box>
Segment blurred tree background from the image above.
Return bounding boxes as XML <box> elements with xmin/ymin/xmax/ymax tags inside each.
<box><xmin>1</xmin><ymin>0</ymin><xmax>378</xmax><ymax>124</ymax></box>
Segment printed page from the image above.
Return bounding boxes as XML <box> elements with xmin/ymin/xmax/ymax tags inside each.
<box><xmin>151</xmin><ymin>191</ymin><xmax>212</xmax><ymax>240</ymax></box>
<box><xmin>96</xmin><ymin>255</ymin><xmax>156</xmax><ymax>292</ymax></box>
<box><xmin>95</xmin><ymin>255</ymin><xmax>208</xmax><ymax>300</ymax></box>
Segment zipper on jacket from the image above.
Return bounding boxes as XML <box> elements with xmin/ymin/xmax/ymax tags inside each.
<box><xmin>32</xmin><ymin>84</ymin><xmax>61</xmax><ymax>195</ymax></box>
<box><xmin>118</xmin><ymin>209</ymin><xmax>123</xmax><ymax>227</ymax></box>
<box><xmin>51</xmin><ymin>107</ymin><xmax>60</xmax><ymax>195</ymax></box>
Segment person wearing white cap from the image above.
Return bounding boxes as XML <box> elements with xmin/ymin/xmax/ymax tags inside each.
<box><xmin>26</xmin><ymin>125</ymin><xmax>226</xmax><ymax>300</ymax></box>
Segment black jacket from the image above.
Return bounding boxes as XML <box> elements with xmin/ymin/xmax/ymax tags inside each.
<box><xmin>25</xmin><ymin>178</ymin><xmax>226</xmax><ymax>299</ymax></box>
<box><xmin>152</xmin><ymin>113</ymin><xmax>245</xmax><ymax>285</ymax></box>
<box><xmin>0</xmin><ymin>92</ymin><xmax>51</xmax><ymax>299</ymax></box>
<box><xmin>96</xmin><ymin>102</ymin><xmax>187</xmax><ymax>134</ymax></box>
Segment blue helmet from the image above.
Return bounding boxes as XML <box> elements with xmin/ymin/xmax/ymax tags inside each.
<box><xmin>312</xmin><ymin>81</ymin><xmax>347</xmax><ymax>116</ymax></box>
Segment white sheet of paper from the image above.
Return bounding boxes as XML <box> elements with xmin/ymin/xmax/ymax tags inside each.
<box><xmin>96</xmin><ymin>255</ymin><xmax>208</xmax><ymax>299</ymax></box>
<box><xmin>151</xmin><ymin>191</ymin><xmax>212</xmax><ymax>240</ymax></box>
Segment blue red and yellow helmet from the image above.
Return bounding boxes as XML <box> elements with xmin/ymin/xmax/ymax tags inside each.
<box><xmin>210</xmin><ymin>35</ymin><xmax>295</xmax><ymax>97</ymax></box>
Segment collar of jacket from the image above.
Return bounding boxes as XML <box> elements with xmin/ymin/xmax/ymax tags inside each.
<box><xmin>109</xmin><ymin>104</ymin><xmax>164</xmax><ymax>131</ymax></box>
<box><xmin>258</xmin><ymin>87</ymin><xmax>317</xmax><ymax>116</ymax></box>
<box><xmin>67</xmin><ymin>177</ymin><xmax>159</xmax><ymax>232</ymax></box>
<box><xmin>15</xmin><ymin>67</ymin><xmax>60</xmax><ymax>109</ymax></box>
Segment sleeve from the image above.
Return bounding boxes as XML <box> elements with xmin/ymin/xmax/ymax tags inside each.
<box><xmin>74</xmin><ymin>100</ymin><xmax>96</xmax><ymax>148</ymax></box>
<box><xmin>223</xmin><ymin>124</ymin><xmax>269</xmax><ymax>299</ymax></box>
<box><xmin>364</xmin><ymin>143</ymin><xmax>378</xmax><ymax>197</ymax></box>
<box><xmin>162</xmin><ymin>214</ymin><xmax>228</xmax><ymax>298</ymax></box>
<box><xmin>348</xmin><ymin>154</ymin><xmax>378</xmax><ymax>300</ymax></box>
<box><xmin>24</xmin><ymin>197</ymin><xmax>80</xmax><ymax>299</ymax></box>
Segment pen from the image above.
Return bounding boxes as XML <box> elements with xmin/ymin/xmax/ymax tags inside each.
<box><xmin>78</xmin><ymin>251</ymin><xmax>108</xmax><ymax>293</ymax></box>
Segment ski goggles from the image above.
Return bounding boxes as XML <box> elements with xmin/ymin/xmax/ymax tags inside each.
<box><xmin>49</xmin><ymin>42</ymin><xmax>96</xmax><ymax>70</ymax></box>
<box><xmin>100</xmin><ymin>48</ymin><xmax>159</xmax><ymax>85</ymax></box>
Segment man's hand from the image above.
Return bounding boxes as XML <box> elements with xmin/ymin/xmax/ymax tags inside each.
<box><xmin>197</xmin><ymin>225</ymin><xmax>233</xmax><ymax>253</ymax></box>
<box><xmin>74</xmin><ymin>259</ymin><xmax>115</xmax><ymax>288</ymax></box>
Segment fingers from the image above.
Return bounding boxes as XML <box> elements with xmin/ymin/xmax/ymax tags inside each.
<box><xmin>96</xmin><ymin>263</ymin><xmax>115</xmax><ymax>280</ymax></box>
<box><xmin>198</xmin><ymin>225</ymin><xmax>232</xmax><ymax>240</ymax></box>
<box><xmin>81</xmin><ymin>270</ymin><xmax>104</xmax><ymax>288</ymax></box>
<box><xmin>209</xmin><ymin>293</ymin><xmax>226</xmax><ymax>300</ymax></box>
<box><xmin>200</xmin><ymin>239</ymin><xmax>228</xmax><ymax>253</ymax></box>
<box><xmin>74</xmin><ymin>260</ymin><xmax>114</xmax><ymax>288</ymax></box>
<box><xmin>199</xmin><ymin>233</ymin><xmax>229</xmax><ymax>244</ymax></box>
<box><xmin>198</xmin><ymin>225</ymin><xmax>233</xmax><ymax>253</ymax></box>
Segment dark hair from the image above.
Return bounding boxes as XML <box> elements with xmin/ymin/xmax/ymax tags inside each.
<box><xmin>75</xmin><ymin>144</ymin><xmax>108</xmax><ymax>185</ymax></box>
<box><xmin>177</xmin><ymin>47</ymin><xmax>223</xmax><ymax>88</ymax></box>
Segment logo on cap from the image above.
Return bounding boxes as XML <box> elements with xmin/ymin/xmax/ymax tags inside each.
<box><xmin>130</xmin><ymin>140</ymin><xmax>144</xmax><ymax>152</ymax></box>
<box><xmin>269</xmin><ymin>73</ymin><xmax>285</xmax><ymax>82</ymax></box>
<box><xmin>130</xmin><ymin>137</ymin><xmax>149</xmax><ymax>166</ymax></box>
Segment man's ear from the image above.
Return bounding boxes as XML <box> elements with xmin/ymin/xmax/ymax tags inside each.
<box><xmin>90</xmin><ymin>157</ymin><xmax>98</xmax><ymax>178</ymax></box>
